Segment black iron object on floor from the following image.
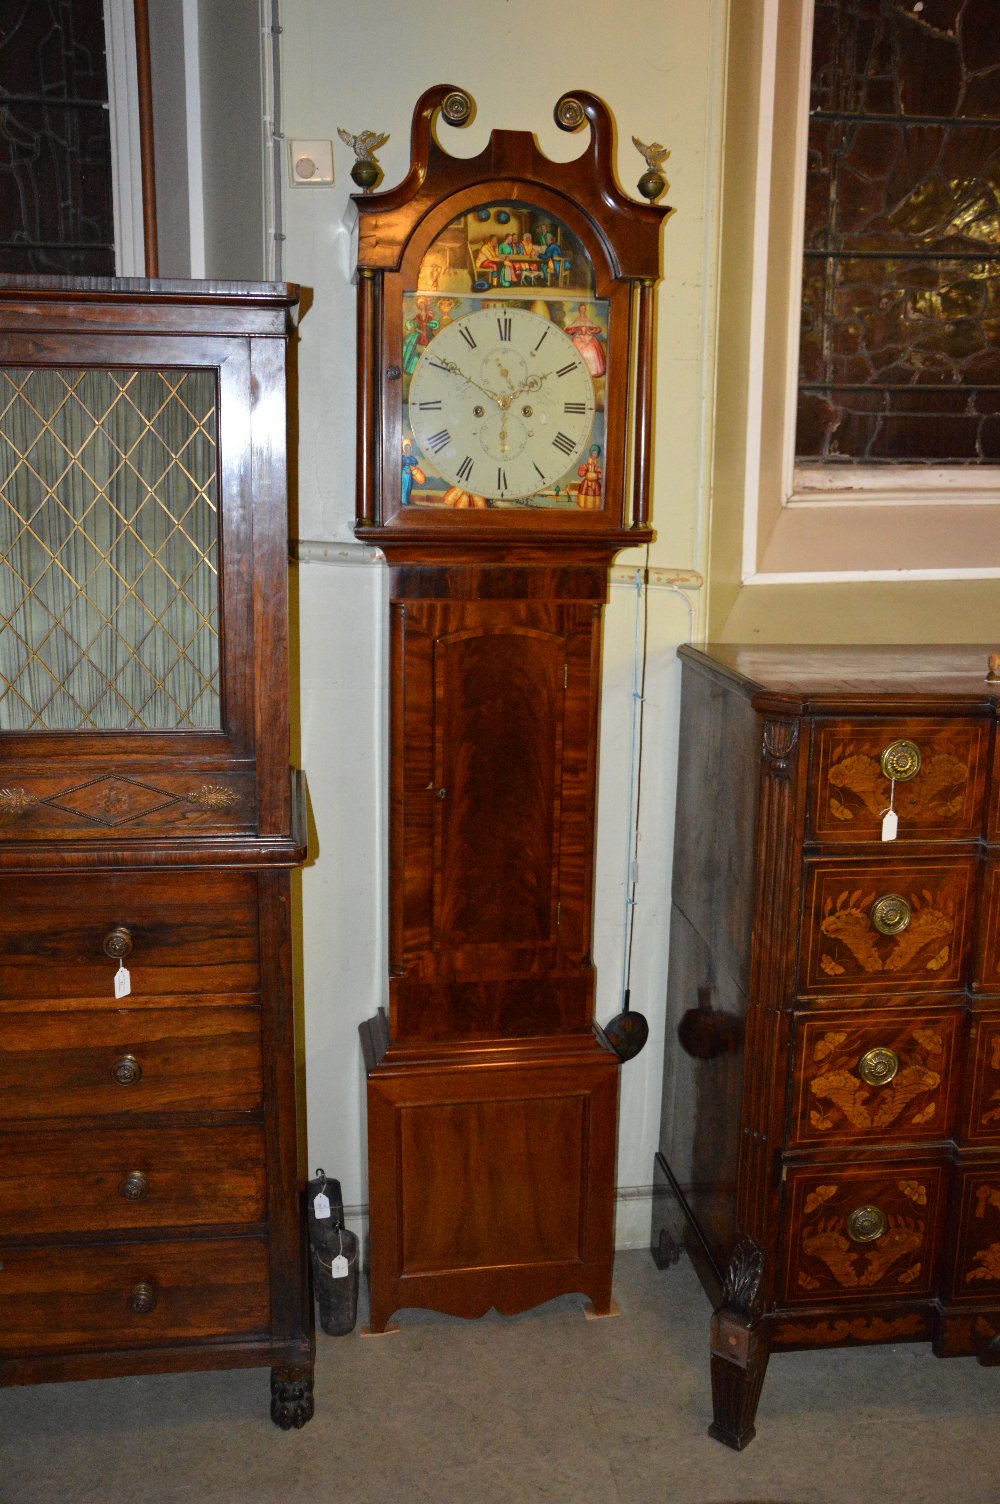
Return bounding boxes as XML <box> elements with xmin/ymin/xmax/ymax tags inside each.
<box><xmin>306</xmin><ymin>1171</ymin><xmax>360</xmax><ymax>1337</ymax></box>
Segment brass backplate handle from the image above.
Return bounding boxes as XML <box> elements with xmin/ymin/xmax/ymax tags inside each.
<box><xmin>871</xmin><ymin>893</ymin><xmax>912</xmax><ymax>936</ymax></box>
<box><xmin>128</xmin><ymin>1281</ymin><xmax>157</xmax><ymax>1315</ymax></box>
<box><xmin>846</xmin><ymin>1204</ymin><xmax>889</xmax><ymax>1244</ymax></box>
<box><xmin>111</xmin><ymin>1054</ymin><xmax>142</xmax><ymax>1086</ymax></box>
<box><xmin>121</xmin><ymin>1170</ymin><xmax>150</xmax><ymax>1201</ymax></box>
<box><xmin>858</xmin><ymin>1047</ymin><xmax>900</xmax><ymax>1087</ymax></box>
<box><xmin>102</xmin><ymin>925</ymin><xmax>133</xmax><ymax>959</ymax></box>
<box><xmin>880</xmin><ymin>739</ymin><xmax>922</xmax><ymax>783</ymax></box>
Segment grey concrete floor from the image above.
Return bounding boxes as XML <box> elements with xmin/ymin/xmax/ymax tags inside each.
<box><xmin>1</xmin><ymin>1250</ymin><xmax>997</xmax><ymax>1504</ymax></box>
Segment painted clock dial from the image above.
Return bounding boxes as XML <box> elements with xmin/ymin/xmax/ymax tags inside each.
<box><xmin>408</xmin><ymin>306</ymin><xmax>595</xmax><ymax>503</ymax></box>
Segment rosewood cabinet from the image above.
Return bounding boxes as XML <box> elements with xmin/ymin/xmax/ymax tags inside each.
<box><xmin>653</xmin><ymin>644</ymin><xmax>1000</xmax><ymax>1447</ymax></box>
<box><xmin>0</xmin><ymin>277</ymin><xmax>313</xmax><ymax>1427</ymax></box>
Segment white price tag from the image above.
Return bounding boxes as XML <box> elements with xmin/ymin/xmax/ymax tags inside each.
<box><xmin>114</xmin><ymin>962</ymin><xmax>131</xmax><ymax>999</ymax></box>
<box><xmin>881</xmin><ymin>808</ymin><xmax>898</xmax><ymax>842</ymax></box>
<box><xmin>330</xmin><ymin>1254</ymin><xmax>349</xmax><ymax>1278</ymax></box>
<box><xmin>313</xmin><ymin>1192</ymin><xmax>331</xmax><ymax>1220</ymax></box>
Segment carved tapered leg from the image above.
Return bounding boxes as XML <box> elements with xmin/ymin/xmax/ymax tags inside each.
<box><xmin>270</xmin><ymin>1365</ymin><xmax>315</xmax><ymax>1429</ymax></box>
<box><xmin>707</xmin><ymin>1233</ymin><xmax>769</xmax><ymax>1450</ymax></box>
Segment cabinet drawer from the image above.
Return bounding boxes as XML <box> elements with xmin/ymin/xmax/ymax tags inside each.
<box><xmin>0</xmin><ymin>871</ymin><xmax>260</xmax><ymax>998</ymax></box>
<box><xmin>0</xmin><ymin>1236</ymin><xmax>271</xmax><ymax>1355</ymax></box>
<box><xmin>0</xmin><ymin>1124</ymin><xmax>266</xmax><ymax>1237</ymax></box>
<box><xmin>779</xmin><ymin>1162</ymin><xmax>946</xmax><ymax>1304</ymax></box>
<box><xmin>949</xmin><ymin>1163</ymin><xmax>1000</xmax><ymax>1302</ymax></box>
<box><xmin>0</xmin><ymin>1004</ymin><xmax>263</xmax><ymax>1120</ymax></box>
<box><xmin>965</xmin><ymin>1012</ymin><xmax>1000</xmax><ymax>1146</ymax></box>
<box><xmin>799</xmin><ymin>855</ymin><xmax>976</xmax><ymax>996</ymax></box>
<box><xmin>789</xmin><ymin>1009</ymin><xmax>961</xmax><ymax>1148</ymax></box>
<box><xmin>810</xmin><ymin>718</ymin><xmax>987</xmax><ymax>844</ymax></box>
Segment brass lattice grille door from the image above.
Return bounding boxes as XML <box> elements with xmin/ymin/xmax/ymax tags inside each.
<box><xmin>0</xmin><ymin>366</ymin><xmax>220</xmax><ymax>731</ymax></box>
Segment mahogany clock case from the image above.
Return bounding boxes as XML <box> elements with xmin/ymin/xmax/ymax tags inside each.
<box><xmin>0</xmin><ymin>276</ymin><xmax>313</xmax><ymax>1428</ymax></box>
<box><xmin>653</xmin><ymin>644</ymin><xmax>1000</xmax><ymax>1448</ymax></box>
<box><xmin>352</xmin><ymin>87</ymin><xmax>668</xmax><ymax>1332</ymax></box>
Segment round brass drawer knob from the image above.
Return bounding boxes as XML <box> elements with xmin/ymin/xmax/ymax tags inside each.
<box><xmin>846</xmin><ymin>1204</ymin><xmax>889</xmax><ymax>1244</ymax></box>
<box><xmin>111</xmin><ymin>1054</ymin><xmax>142</xmax><ymax>1086</ymax></box>
<box><xmin>102</xmin><ymin>925</ymin><xmax>133</xmax><ymax>960</ymax></box>
<box><xmin>121</xmin><ymin>1170</ymin><xmax>149</xmax><ymax>1201</ymax></box>
<box><xmin>128</xmin><ymin>1281</ymin><xmax>157</xmax><ymax>1315</ymax></box>
<box><xmin>870</xmin><ymin>893</ymin><xmax>912</xmax><ymax>936</ymax></box>
<box><xmin>880</xmin><ymin>739</ymin><xmax>922</xmax><ymax>783</ymax></box>
<box><xmin>858</xmin><ymin>1047</ymin><xmax>900</xmax><ymax>1087</ymax></box>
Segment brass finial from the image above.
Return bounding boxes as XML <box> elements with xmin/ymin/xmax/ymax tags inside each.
<box><xmin>632</xmin><ymin>135</ymin><xmax>669</xmax><ymax>202</ymax></box>
<box><xmin>337</xmin><ymin>127</ymin><xmax>389</xmax><ymax>193</ymax></box>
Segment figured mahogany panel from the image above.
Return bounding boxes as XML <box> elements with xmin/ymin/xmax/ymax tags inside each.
<box><xmin>0</xmin><ymin>872</ymin><xmax>260</xmax><ymax>998</ymax></box>
<box><xmin>948</xmin><ymin>1164</ymin><xmax>1000</xmax><ymax>1303</ymax></box>
<box><xmin>799</xmin><ymin>855</ymin><xmax>976</xmax><ymax>995</ymax></box>
<box><xmin>391</xmin><ymin>972</ymin><xmax>590</xmax><ymax>1042</ymax></box>
<box><xmin>435</xmin><ymin>626</ymin><xmax>563</xmax><ymax>947</ymax></box>
<box><xmin>400</xmin><ymin>1094</ymin><xmax>585</xmax><ymax>1271</ymax></box>
<box><xmin>0</xmin><ymin>1003</ymin><xmax>263</xmax><ymax>1119</ymax></box>
<box><xmin>0</xmin><ymin>1236</ymin><xmax>271</xmax><ymax>1354</ymax></box>
<box><xmin>779</xmin><ymin>1161</ymin><xmax>947</xmax><ymax>1304</ymax></box>
<box><xmin>965</xmin><ymin>1011</ymin><xmax>1000</xmax><ymax>1146</ymax></box>
<box><xmin>364</xmin><ymin>1039</ymin><xmax>619</xmax><ymax>1328</ymax></box>
<box><xmin>789</xmin><ymin>1007</ymin><xmax>962</xmax><ymax>1148</ymax></box>
<box><xmin>0</xmin><ymin>1124</ymin><xmax>266</xmax><ymax>1236</ymax></box>
<box><xmin>810</xmin><ymin>718</ymin><xmax>987</xmax><ymax>843</ymax></box>
<box><xmin>391</xmin><ymin>595</ymin><xmax>600</xmax><ymax>1042</ymax></box>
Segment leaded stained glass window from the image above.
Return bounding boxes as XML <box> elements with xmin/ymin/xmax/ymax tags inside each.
<box><xmin>797</xmin><ymin>0</ymin><xmax>1000</xmax><ymax>466</ymax></box>
<box><xmin>0</xmin><ymin>0</ymin><xmax>115</xmax><ymax>275</ymax></box>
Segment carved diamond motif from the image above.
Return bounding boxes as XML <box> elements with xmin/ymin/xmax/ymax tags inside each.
<box><xmin>49</xmin><ymin>776</ymin><xmax>180</xmax><ymax>826</ymax></box>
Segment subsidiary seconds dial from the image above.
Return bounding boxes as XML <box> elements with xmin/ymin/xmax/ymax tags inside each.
<box><xmin>408</xmin><ymin>306</ymin><xmax>596</xmax><ymax>501</ymax></box>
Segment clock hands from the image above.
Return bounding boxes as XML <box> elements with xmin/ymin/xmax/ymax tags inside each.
<box><xmin>431</xmin><ymin>357</ymin><xmax>505</xmax><ymax>407</ymax></box>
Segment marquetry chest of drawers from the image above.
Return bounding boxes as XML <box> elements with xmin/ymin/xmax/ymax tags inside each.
<box><xmin>652</xmin><ymin>644</ymin><xmax>1000</xmax><ymax>1448</ymax></box>
<box><xmin>0</xmin><ymin>278</ymin><xmax>312</xmax><ymax>1426</ymax></box>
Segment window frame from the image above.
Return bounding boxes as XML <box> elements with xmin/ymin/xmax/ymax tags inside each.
<box><xmin>739</xmin><ymin>0</ymin><xmax>1000</xmax><ymax>585</ymax></box>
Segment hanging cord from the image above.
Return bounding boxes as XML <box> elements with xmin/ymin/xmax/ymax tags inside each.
<box><xmin>619</xmin><ymin>544</ymin><xmax>652</xmax><ymax>1012</ymax></box>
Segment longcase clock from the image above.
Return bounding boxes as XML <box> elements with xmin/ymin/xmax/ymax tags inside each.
<box><xmin>351</xmin><ymin>87</ymin><xmax>668</xmax><ymax>1330</ymax></box>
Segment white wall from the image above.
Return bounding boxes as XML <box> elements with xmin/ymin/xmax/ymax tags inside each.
<box><xmin>279</xmin><ymin>0</ymin><xmax>725</xmax><ymax>1244</ymax></box>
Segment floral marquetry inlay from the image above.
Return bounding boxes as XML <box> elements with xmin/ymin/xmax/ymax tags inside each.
<box><xmin>795</xmin><ymin>1014</ymin><xmax>955</xmax><ymax>1145</ymax></box>
<box><xmin>0</xmin><ymin>787</ymin><xmax>39</xmax><ymax>816</ymax></box>
<box><xmin>811</xmin><ymin>721</ymin><xmax>986</xmax><ymax>842</ymax></box>
<box><xmin>803</xmin><ymin>858</ymin><xmax>974</xmax><ymax>993</ymax></box>
<box><xmin>783</xmin><ymin>1168</ymin><xmax>944</xmax><ymax>1303</ymax></box>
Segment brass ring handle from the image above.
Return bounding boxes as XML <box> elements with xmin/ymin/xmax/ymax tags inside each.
<box><xmin>880</xmin><ymin>739</ymin><xmax>922</xmax><ymax>783</ymax></box>
<box><xmin>111</xmin><ymin>1055</ymin><xmax>142</xmax><ymax>1086</ymax></box>
<box><xmin>127</xmin><ymin>1281</ymin><xmax>157</xmax><ymax>1315</ymax></box>
<box><xmin>102</xmin><ymin>925</ymin><xmax>133</xmax><ymax>960</ymax></box>
<box><xmin>858</xmin><ymin>1047</ymin><xmax>900</xmax><ymax>1087</ymax></box>
<box><xmin>121</xmin><ymin>1170</ymin><xmax>149</xmax><ymax>1201</ymax></box>
<box><xmin>846</xmin><ymin>1204</ymin><xmax>888</xmax><ymax>1244</ymax></box>
<box><xmin>870</xmin><ymin>893</ymin><xmax>912</xmax><ymax>936</ymax></box>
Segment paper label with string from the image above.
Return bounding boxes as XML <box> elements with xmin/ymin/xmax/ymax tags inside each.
<box><xmin>880</xmin><ymin>777</ymin><xmax>898</xmax><ymax>842</ymax></box>
<box><xmin>313</xmin><ymin>1192</ymin><xmax>331</xmax><ymax>1220</ymax></box>
<box><xmin>330</xmin><ymin>1254</ymin><xmax>349</xmax><ymax>1278</ymax></box>
<box><xmin>114</xmin><ymin>962</ymin><xmax>131</xmax><ymax>999</ymax></box>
